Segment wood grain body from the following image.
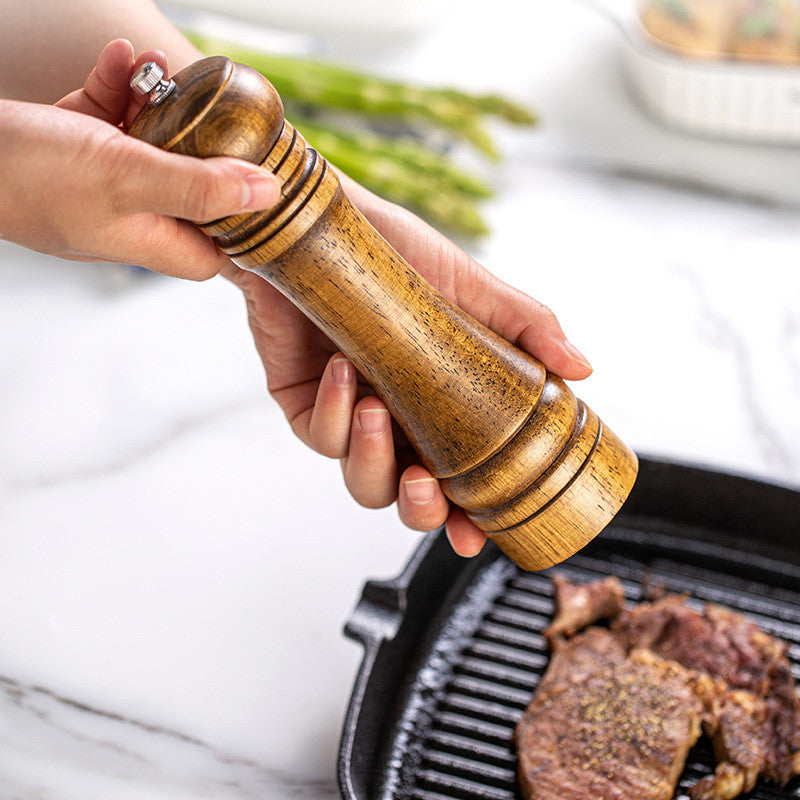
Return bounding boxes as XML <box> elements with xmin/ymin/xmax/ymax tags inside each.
<box><xmin>129</xmin><ymin>57</ymin><xmax>638</xmax><ymax>570</ymax></box>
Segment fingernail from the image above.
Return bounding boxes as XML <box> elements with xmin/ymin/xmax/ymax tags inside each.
<box><xmin>357</xmin><ymin>408</ymin><xmax>389</xmax><ymax>436</ymax></box>
<box><xmin>564</xmin><ymin>340</ymin><xmax>593</xmax><ymax>372</ymax></box>
<box><xmin>404</xmin><ymin>477</ymin><xmax>436</xmax><ymax>505</ymax></box>
<box><xmin>242</xmin><ymin>172</ymin><xmax>280</xmax><ymax>211</ymax></box>
<box><xmin>331</xmin><ymin>357</ymin><xmax>353</xmax><ymax>386</ymax></box>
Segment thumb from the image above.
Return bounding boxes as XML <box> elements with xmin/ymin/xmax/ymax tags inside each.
<box><xmin>55</xmin><ymin>39</ymin><xmax>137</xmax><ymax>124</ymax></box>
<box><xmin>108</xmin><ymin>137</ymin><xmax>282</xmax><ymax>222</ymax></box>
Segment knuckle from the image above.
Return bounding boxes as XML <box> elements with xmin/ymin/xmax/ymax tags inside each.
<box><xmin>95</xmin><ymin>135</ymin><xmax>143</xmax><ymax>212</ymax></box>
<box><xmin>319</xmin><ymin>440</ymin><xmax>349</xmax><ymax>459</ymax></box>
<box><xmin>177</xmin><ymin>239</ymin><xmax>225</xmax><ymax>281</ymax></box>
<box><xmin>196</xmin><ymin>263</ymin><xmax>225</xmax><ymax>281</ymax></box>
<box><xmin>309</xmin><ymin>421</ymin><xmax>349</xmax><ymax>459</ymax></box>
<box><xmin>182</xmin><ymin>170</ymin><xmax>222</xmax><ymax>222</ymax></box>
<box><xmin>534</xmin><ymin>300</ymin><xmax>559</xmax><ymax>328</ymax></box>
<box><xmin>185</xmin><ymin>265</ymin><xmax>221</xmax><ymax>282</ymax></box>
<box><xmin>341</xmin><ymin>465</ymin><xmax>395</xmax><ymax>510</ymax></box>
<box><xmin>403</xmin><ymin>508</ymin><xmax>447</xmax><ymax>532</ymax></box>
<box><xmin>355</xmin><ymin>492</ymin><xmax>394</xmax><ymax>510</ymax></box>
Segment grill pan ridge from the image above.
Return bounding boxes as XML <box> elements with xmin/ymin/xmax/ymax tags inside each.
<box><xmin>339</xmin><ymin>458</ymin><xmax>800</xmax><ymax>800</ymax></box>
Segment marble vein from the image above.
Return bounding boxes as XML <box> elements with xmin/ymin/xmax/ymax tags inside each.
<box><xmin>2</xmin><ymin>397</ymin><xmax>267</xmax><ymax>497</ymax></box>
<box><xmin>0</xmin><ymin>673</ymin><xmax>338</xmax><ymax>799</ymax></box>
<box><xmin>673</xmin><ymin>264</ymin><xmax>797</xmax><ymax>478</ymax></box>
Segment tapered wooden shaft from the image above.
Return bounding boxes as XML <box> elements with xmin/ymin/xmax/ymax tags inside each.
<box><xmin>129</xmin><ymin>57</ymin><xmax>638</xmax><ymax>570</ymax></box>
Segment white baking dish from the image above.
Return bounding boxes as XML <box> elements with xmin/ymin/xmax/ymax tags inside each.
<box><xmin>583</xmin><ymin>0</ymin><xmax>800</xmax><ymax>142</ymax></box>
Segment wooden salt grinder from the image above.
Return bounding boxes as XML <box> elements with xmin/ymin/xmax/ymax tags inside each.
<box><xmin>128</xmin><ymin>57</ymin><xmax>638</xmax><ymax>571</ymax></box>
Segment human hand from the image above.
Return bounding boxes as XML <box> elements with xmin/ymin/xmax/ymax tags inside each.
<box><xmin>223</xmin><ymin>175</ymin><xmax>593</xmax><ymax>558</ymax></box>
<box><xmin>42</xmin><ymin>40</ymin><xmax>592</xmax><ymax>558</ymax></box>
<box><xmin>0</xmin><ymin>39</ymin><xmax>280</xmax><ymax>278</ymax></box>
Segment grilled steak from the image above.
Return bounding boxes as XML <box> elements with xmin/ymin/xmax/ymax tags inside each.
<box><xmin>762</xmin><ymin>657</ymin><xmax>800</xmax><ymax>782</ymax></box>
<box><xmin>613</xmin><ymin>597</ymin><xmax>784</xmax><ymax>698</ymax></box>
<box><xmin>515</xmin><ymin>628</ymin><xmax>709</xmax><ymax>800</ymax></box>
<box><xmin>614</xmin><ymin>594</ymin><xmax>800</xmax><ymax>788</ymax></box>
<box><xmin>515</xmin><ymin>578</ymin><xmax>800</xmax><ymax>800</ymax></box>
<box><xmin>690</xmin><ymin>691</ymin><xmax>767</xmax><ymax>800</ymax></box>
<box><xmin>544</xmin><ymin>574</ymin><xmax>625</xmax><ymax>643</ymax></box>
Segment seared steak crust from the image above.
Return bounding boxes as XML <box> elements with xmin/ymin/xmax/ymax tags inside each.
<box><xmin>516</xmin><ymin>578</ymin><xmax>800</xmax><ymax>800</ymax></box>
<box><xmin>614</xmin><ymin>597</ymin><xmax>784</xmax><ymax>697</ymax></box>
<box><xmin>516</xmin><ymin>629</ymin><xmax>706</xmax><ymax>800</ymax></box>
<box><xmin>690</xmin><ymin>691</ymin><xmax>767</xmax><ymax>800</ymax></box>
<box><xmin>761</xmin><ymin>656</ymin><xmax>800</xmax><ymax>784</ymax></box>
<box><xmin>614</xmin><ymin>595</ymin><xmax>800</xmax><ymax>787</ymax></box>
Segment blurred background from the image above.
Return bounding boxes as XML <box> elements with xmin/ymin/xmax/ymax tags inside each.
<box><xmin>1</xmin><ymin>1</ymin><xmax>800</xmax><ymax>797</ymax></box>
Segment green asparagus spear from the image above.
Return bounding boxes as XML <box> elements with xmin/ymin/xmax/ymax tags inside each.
<box><xmin>289</xmin><ymin>111</ymin><xmax>493</xmax><ymax>199</ymax></box>
<box><xmin>294</xmin><ymin>117</ymin><xmax>489</xmax><ymax>235</ymax></box>
<box><xmin>181</xmin><ymin>29</ymin><xmax>539</xmax><ymax>235</ymax></box>
<box><xmin>438</xmin><ymin>88</ymin><xmax>537</xmax><ymax>125</ymax></box>
<box><xmin>184</xmin><ymin>30</ymin><xmax>535</xmax><ymax>159</ymax></box>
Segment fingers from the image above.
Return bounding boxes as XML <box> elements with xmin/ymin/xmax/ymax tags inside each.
<box><xmin>107</xmin><ymin>213</ymin><xmax>233</xmax><ymax>280</ymax></box>
<box><xmin>397</xmin><ymin>465</ymin><xmax>450</xmax><ymax>532</ymax></box>
<box><xmin>257</xmin><ymin>344</ymin><xmax>481</xmax><ymax>546</ymax></box>
<box><xmin>341</xmin><ymin>397</ymin><xmax>398</xmax><ymax>509</ymax></box>
<box><xmin>303</xmin><ymin>352</ymin><xmax>487</xmax><ymax>551</ymax></box>
<box><xmin>445</xmin><ymin>507</ymin><xmax>489</xmax><ymax>558</ymax></box>
<box><xmin>281</xmin><ymin>354</ymin><xmax>399</xmax><ymax>509</ymax></box>
<box><xmin>108</xmin><ymin>138</ymin><xmax>282</xmax><ymax>223</ymax></box>
<box><xmin>55</xmin><ymin>41</ymin><xmax>171</xmax><ymax>129</ymax></box>
<box><xmin>308</xmin><ymin>355</ymin><xmax>357</xmax><ymax>457</ymax></box>
<box><xmin>506</xmin><ymin>291</ymin><xmax>593</xmax><ymax>381</ymax></box>
<box><xmin>55</xmin><ymin>39</ymin><xmax>135</xmax><ymax>123</ymax></box>
<box><xmin>55</xmin><ymin>42</ymin><xmax>280</xmax><ymax>228</ymax></box>
<box><xmin>518</xmin><ymin>332</ymin><xmax>592</xmax><ymax>381</ymax></box>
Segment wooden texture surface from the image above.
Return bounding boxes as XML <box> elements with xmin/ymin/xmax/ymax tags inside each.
<box><xmin>128</xmin><ymin>57</ymin><xmax>638</xmax><ymax>570</ymax></box>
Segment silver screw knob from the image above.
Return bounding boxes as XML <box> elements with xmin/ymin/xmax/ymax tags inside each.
<box><xmin>130</xmin><ymin>62</ymin><xmax>176</xmax><ymax>106</ymax></box>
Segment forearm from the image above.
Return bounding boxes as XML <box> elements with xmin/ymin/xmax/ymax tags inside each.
<box><xmin>0</xmin><ymin>0</ymin><xmax>199</xmax><ymax>103</ymax></box>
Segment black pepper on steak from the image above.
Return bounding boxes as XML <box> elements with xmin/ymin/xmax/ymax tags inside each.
<box><xmin>514</xmin><ymin>577</ymin><xmax>800</xmax><ymax>800</ymax></box>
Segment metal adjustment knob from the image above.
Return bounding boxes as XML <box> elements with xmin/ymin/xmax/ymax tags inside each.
<box><xmin>130</xmin><ymin>62</ymin><xmax>176</xmax><ymax>106</ymax></box>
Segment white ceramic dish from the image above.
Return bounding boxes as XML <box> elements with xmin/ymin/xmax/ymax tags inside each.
<box><xmin>581</xmin><ymin>0</ymin><xmax>800</xmax><ymax>143</ymax></box>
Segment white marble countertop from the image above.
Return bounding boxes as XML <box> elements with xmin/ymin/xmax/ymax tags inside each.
<box><xmin>2</xmin><ymin>2</ymin><xmax>800</xmax><ymax>798</ymax></box>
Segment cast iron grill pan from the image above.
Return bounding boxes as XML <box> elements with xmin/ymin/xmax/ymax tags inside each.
<box><xmin>338</xmin><ymin>458</ymin><xmax>800</xmax><ymax>800</ymax></box>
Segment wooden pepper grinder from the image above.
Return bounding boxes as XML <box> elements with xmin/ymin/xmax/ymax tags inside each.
<box><xmin>128</xmin><ymin>57</ymin><xmax>637</xmax><ymax>571</ymax></box>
